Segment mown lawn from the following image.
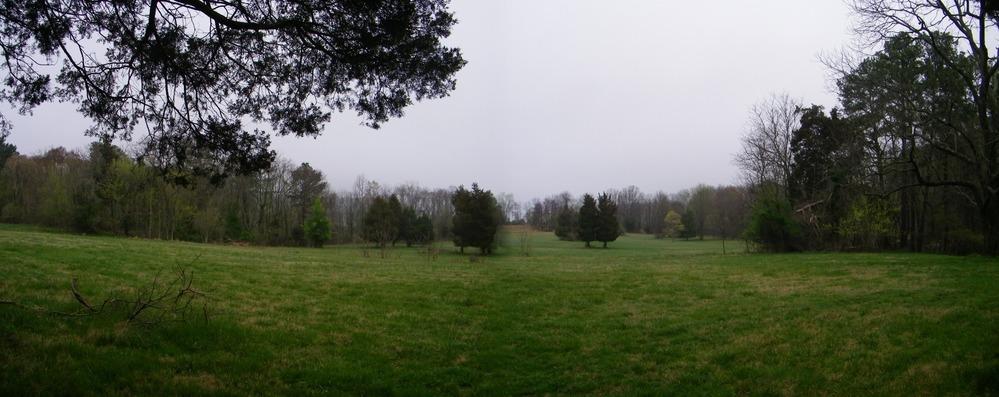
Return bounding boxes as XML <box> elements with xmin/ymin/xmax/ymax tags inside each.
<box><xmin>1</xmin><ymin>223</ymin><xmax>998</xmax><ymax>396</ymax></box>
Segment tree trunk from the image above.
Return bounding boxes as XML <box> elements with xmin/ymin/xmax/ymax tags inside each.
<box><xmin>585</xmin><ymin>241</ymin><xmax>590</xmax><ymax>248</ymax></box>
<box><xmin>602</xmin><ymin>241</ymin><xmax>607</xmax><ymax>248</ymax></box>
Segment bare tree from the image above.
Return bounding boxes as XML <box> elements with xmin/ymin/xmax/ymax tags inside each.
<box><xmin>735</xmin><ymin>93</ymin><xmax>802</xmax><ymax>194</ymax></box>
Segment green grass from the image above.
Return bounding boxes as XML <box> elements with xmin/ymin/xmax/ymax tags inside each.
<box><xmin>1</xmin><ymin>223</ymin><xmax>998</xmax><ymax>396</ymax></box>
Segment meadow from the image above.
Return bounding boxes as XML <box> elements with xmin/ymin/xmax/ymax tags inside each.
<box><xmin>1</xmin><ymin>223</ymin><xmax>998</xmax><ymax>396</ymax></box>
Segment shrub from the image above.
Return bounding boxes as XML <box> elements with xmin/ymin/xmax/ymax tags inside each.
<box><xmin>745</xmin><ymin>192</ymin><xmax>800</xmax><ymax>252</ymax></box>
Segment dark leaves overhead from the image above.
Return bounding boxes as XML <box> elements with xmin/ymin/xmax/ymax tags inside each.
<box><xmin>0</xmin><ymin>0</ymin><xmax>465</xmax><ymax>180</ymax></box>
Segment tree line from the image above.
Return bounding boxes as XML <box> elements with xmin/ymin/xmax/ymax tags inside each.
<box><xmin>0</xmin><ymin>141</ymin><xmax>461</xmax><ymax>247</ymax></box>
<box><xmin>0</xmin><ymin>135</ymin><xmax>739</xmax><ymax>252</ymax></box>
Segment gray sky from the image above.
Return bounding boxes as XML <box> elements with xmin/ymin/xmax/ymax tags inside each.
<box><xmin>5</xmin><ymin>0</ymin><xmax>854</xmax><ymax>201</ymax></box>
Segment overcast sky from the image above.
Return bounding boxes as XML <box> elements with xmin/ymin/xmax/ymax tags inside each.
<box><xmin>5</xmin><ymin>0</ymin><xmax>854</xmax><ymax>201</ymax></box>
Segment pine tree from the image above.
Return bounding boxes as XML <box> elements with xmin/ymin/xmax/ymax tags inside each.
<box><xmin>303</xmin><ymin>198</ymin><xmax>331</xmax><ymax>248</ymax></box>
<box><xmin>578</xmin><ymin>194</ymin><xmax>599</xmax><ymax>248</ymax></box>
<box><xmin>451</xmin><ymin>186</ymin><xmax>472</xmax><ymax>254</ymax></box>
<box><xmin>452</xmin><ymin>183</ymin><xmax>501</xmax><ymax>255</ymax></box>
<box><xmin>362</xmin><ymin>196</ymin><xmax>398</xmax><ymax>248</ymax></box>
<box><xmin>554</xmin><ymin>205</ymin><xmax>578</xmax><ymax>241</ymax></box>
<box><xmin>413</xmin><ymin>214</ymin><xmax>434</xmax><ymax>245</ymax></box>
<box><xmin>680</xmin><ymin>210</ymin><xmax>698</xmax><ymax>240</ymax></box>
<box><xmin>398</xmin><ymin>207</ymin><xmax>420</xmax><ymax>247</ymax></box>
<box><xmin>596</xmin><ymin>193</ymin><xmax>620</xmax><ymax>248</ymax></box>
<box><xmin>387</xmin><ymin>195</ymin><xmax>403</xmax><ymax>246</ymax></box>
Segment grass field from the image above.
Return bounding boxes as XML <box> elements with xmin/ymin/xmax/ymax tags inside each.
<box><xmin>1</xmin><ymin>224</ymin><xmax>998</xmax><ymax>396</ymax></box>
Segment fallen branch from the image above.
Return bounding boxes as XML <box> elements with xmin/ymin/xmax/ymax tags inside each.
<box><xmin>1</xmin><ymin>266</ymin><xmax>212</xmax><ymax>325</ymax></box>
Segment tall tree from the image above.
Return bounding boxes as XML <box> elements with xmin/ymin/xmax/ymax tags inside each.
<box><xmin>0</xmin><ymin>0</ymin><xmax>465</xmax><ymax>180</ymax></box>
<box><xmin>387</xmin><ymin>195</ymin><xmax>404</xmax><ymax>246</ymax></box>
<box><xmin>596</xmin><ymin>193</ymin><xmax>620</xmax><ymax>248</ymax></box>
<box><xmin>451</xmin><ymin>186</ymin><xmax>472</xmax><ymax>254</ymax></box>
<box><xmin>0</xmin><ymin>131</ymin><xmax>15</xmax><ymax>169</ymax></box>
<box><xmin>735</xmin><ymin>93</ymin><xmax>801</xmax><ymax>193</ymax></box>
<box><xmin>451</xmin><ymin>183</ymin><xmax>500</xmax><ymax>255</ymax></box>
<box><xmin>554</xmin><ymin>205</ymin><xmax>578</xmax><ymax>241</ymax></box>
<box><xmin>851</xmin><ymin>0</ymin><xmax>999</xmax><ymax>253</ymax></box>
<box><xmin>362</xmin><ymin>196</ymin><xmax>397</xmax><ymax>248</ymax></box>
<box><xmin>577</xmin><ymin>194</ymin><xmax>599</xmax><ymax>248</ymax></box>
<box><xmin>303</xmin><ymin>198</ymin><xmax>331</xmax><ymax>248</ymax></box>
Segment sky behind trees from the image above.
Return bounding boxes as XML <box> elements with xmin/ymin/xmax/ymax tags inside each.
<box><xmin>4</xmin><ymin>0</ymin><xmax>853</xmax><ymax>200</ymax></box>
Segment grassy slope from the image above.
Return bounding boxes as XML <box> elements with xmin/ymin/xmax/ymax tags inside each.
<box><xmin>1</xmin><ymin>224</ymin><xmax>998</xmax><ymax>396</ymax></box>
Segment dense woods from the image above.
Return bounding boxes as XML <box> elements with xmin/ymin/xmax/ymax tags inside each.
<box><xmin>731</xmin><ymin>0</ymin><xmax>999</xmax><ymax>255</ymax></box>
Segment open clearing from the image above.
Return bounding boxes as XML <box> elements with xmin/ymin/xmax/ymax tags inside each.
<box><xmin>1</xmin><ymin>224</ymin><xmax>998</xmax><ymax>396</ymax></box>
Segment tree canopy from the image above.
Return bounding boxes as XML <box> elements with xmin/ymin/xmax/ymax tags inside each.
<box><xmin>0</xmin><ymin>0</ymin><xmax>465</xmax><ymax>181</ymax></box>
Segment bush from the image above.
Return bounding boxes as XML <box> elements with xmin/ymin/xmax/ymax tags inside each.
<box><xmin>745</xmin><ymin>192</ymin><xmax>800</xmax><ymax>252</ymax></box>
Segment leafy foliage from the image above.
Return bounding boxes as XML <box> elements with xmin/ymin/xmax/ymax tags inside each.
<box><xmin>554</xmin><ymin>205</ymin><xmax>577</xmax><ymax>241</ymax></box>
<box><xmin>661</xmin><ymin>210</ymin><xmax>685</xmax><ymax>239</ymax></box>
<box><xmin>303</xmin><ymin>198</ymin><xmax>331</xmax><ymax>248</ymax></box>
<box><xmin>451</xmin><ymin>183</ymin><xmax>500</xmax><ymax>255</ymax></box>
<box><xmin>0</xmin><ymin>0</ymin><xmax>465</xmax><ymax>180</ymax></box>
<box><xmin>577</xmin><ymin>194</ymin><xmax>598</xmax><ymax>247</ymax></box>
<box><xmin>363</xmin><ymin>196</ymin><xmax>398</xmax><ymax>248</ymax></box>
<box><xmin>744</xmin><ymin>191</ymin><xmax>800</xmax><ymax>252</ymax></box>
<box><xmin>596</xmin><ymin>193</ymin><xmax>620</xmax><ymax>248</ymax></box>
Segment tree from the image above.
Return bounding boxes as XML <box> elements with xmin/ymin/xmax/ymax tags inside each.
<box><xmin>303</xmin><ymin>198</ymin><xmax>331</xmax><ymax>248</ymax></box>
<box><xmin>387</xmin><ymin>195</ymin><xmax>404</xmax><ymax>246</ymax></box>
<box><xmin>596</xmin><ymin>193</ymin><xmax>620</xmax><ymax>248</ymax></box>
<box><xmin>554</xmin><ymin>205</ymin><xmax>578</xmax><ymax>241</ymax></box>
<box><xmin>745</xmin><ymin>190</ymin><xmax>800</xmax><ymax>252</ymax></box>
<box><xmin>412</xmin><ymin>214</ymin><xmax>434</xmax><ymax>246</ymax></box>
<box><xmin>687</xmin><ymin>185</ymin><xmax>713</xmax><ymax>240</ymax></box>
<box><xmin>734</xmin><ymin>93</ymin><xmax>802</xmax><ymax>193</ymax></box>
<box><xmin>362</xmin><ymin>196</ymin><xmax>397</xmax><ymax>248</ymax></box>
<box><xmin>0</xmin><ymin>131</ymin><xmax>15</xmax><ymax>170</ymax></box>
<box><xmin>451</xmin><ymin>183</ymin><xmax>500</xmax><ymax>255</ymax></box>
<box><xmin>680</xmin><ymin>210</ymin><xmax>698</xmax><ymax>240</ymax></box>
<box><xmin>451</xmin><ymin>186</ymin><xmax>472</xmax><ymax>253</ymax></box>
<box><xmin>662</xmin><ymin>210</ymin><xmax>685</xmax><ymax>239</ymax></box>
<box><xmin>290</xmin><ymin>164</ymin><xmax>327</xmax><ymax>221</ymax></box>
<box><xmin>711</xmin><ymin>186</ymin><xmax>750</xmax><ymax>254</ymax></box>
<box><xmin>0</xmin><ymin>0</ymin><xmax>465</xmax><ymax>181</ymax></box>
<box><xmin>577</xmin><ymin>194</ymin><xmax>599</xmax><ymax>248</ymax></box>
<box><xmin>850</xmin><ymin>1</ymin><xmax>999</xmax><ymax>253</ymax></box>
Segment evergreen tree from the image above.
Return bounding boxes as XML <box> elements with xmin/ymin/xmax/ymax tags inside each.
<box><xmin>578</xmin><ymin>194</ymin><xmax>599</xmax><ymax>248</ymax></box>
<box><xmin>451</xmin><ymin>186</ymin><xmax>472</xmax><ymax>254</ymax></box>
<box><xmin>398</xmin><ymin>207</ymin><xmax>419</xmax><ymax>247</ymax></box>
<box><xmin>224</xmin><ymin>206</ymin><xmax>245</xmax><ymax>242</ymax></box>
<box><xmin>554</xmin><ymin>205</ymin><xmax>578</xmax><ymax>241</ymax></box>
<box><xmin>745</xmin><ymin>190</ymin><xmax>800</xmax><ymax>252</ymax></box>
<box><xmin>0</xmin><ymin>131</ymin><xmax>16</xmax><ymax>170</ymax></box>
<box><xmin>362</xmin><ymin>196</ymin><xmax>398</xmax><ymax>248</ymax></box>
<box><xmin>452</xmin><ymin>183</ymin><xmax>501</xmax><ymax>255</ymax></box>
<box><xmin>387</xmin><ymin>195</ymin><xmax>404</xmax><ymax>246</ymax></box>
<box><xmin>413</xmin><ymin>214</ymin><xmax>434</xmax><ymax>245</ymax></box>
<box><xmin>303</xmin><ymin>198</ymin><xmax>331</xmax><ymax>248</ymax></box>
<box><xmin>680</xmin><ymin>210</ymin><xmax>698</xmax><ymax>240</ymax></box>
<box><xmin>596</xmin><ymin>193</ymin><xmax>620</xmax><ymax>248</ymax></box>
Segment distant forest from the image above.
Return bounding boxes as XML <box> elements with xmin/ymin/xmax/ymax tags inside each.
<box><xmin>0</xmin><ymin>139</ymin><xmax>743</xmax><ymax>248</ymax></box>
